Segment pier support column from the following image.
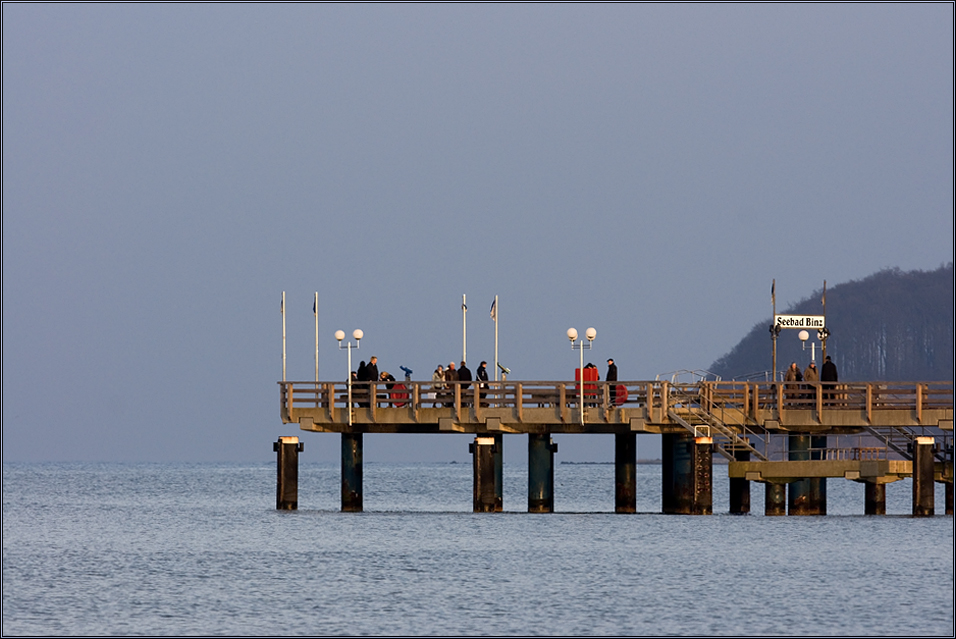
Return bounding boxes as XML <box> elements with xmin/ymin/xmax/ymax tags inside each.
<box><xmin>471</xmin><ymin>436</ymin><xmax>497</xmax><ymax>512</ymax></box>
<box><xmin>274</xmin><ymin>436</ymin><xmax>303</xmax><ymax>510</ymax></box>
<box><xmin>494</xmin><ymin>434</ymin><xmax>504</xmax><ymax>512</ymax></box>
<box><xmin>729</xmin><ymin>448</ymin><xmax>750</xmax><ymax>514</ymax></box>
<box><xmin>912</xmin><ymin>437</ymin><xmax>935</xmax><ymax>517</ymax></box>
<box><xmin>765</xmin><ymin>483</ymin><xmax>786</xmax><ymax>516</ymax></box>
<box><xmin>341</xmin><ymin>433</ymin><xmax>363</xmax><ymax>512</ymax></box>
<box><xmin>672</xmin><ymin>434</ymin><xmax>712</xmax><ymax>515</ymax></box>
<box><xmin>661</xmin><ymin>433</ymin><xmax>676</xmax><ymax>514</ymax></box>
<box><xmin>945</xmin><ymin>448</ymin><xmax>954</xmax><ymax>516</ymax></box>
<box><xmin>615</xmin><ymin>432</ymin><xmax>637</xmax><ymax>513</ymax></box>
<box><xmin>810</xmin><ymin>435</ymin><xmax>828</xmax><ymax>515</ymax></box>
<box><xmin>528</xmin><ymin>434</ymin><xmax>556</xmax><ymax>513</ymax></box>
<box><xmin>864</xmin><ymin>482</ymin><xmax>886</xmax><ymax>515</ymax></box>
<box><xmin>788</xmin><ymin>434</ymin><xmax>813</xmax><ymax>515</ymax></box>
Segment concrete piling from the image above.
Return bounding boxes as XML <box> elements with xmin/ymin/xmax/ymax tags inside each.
<box><xmin>786</xmin><ymin>434</ymin><xmax>827</xmax><ymax>515</ymax></box>
<box><xmin>787</xmin><ymin>434</ymin><xmax>813</xmax><ymax>515</ymax></box>
<box><xmin>274</xmin><ymin>436</ymin><xmax>303</xmax><ymax>510</ymax></box>
<box><xmin>661</xmin><ymin>433</ymin><xmax>676</xmax><ymax>514</ymax></box>
<box><xmin>615</xmin><ymin>432</ymin><xmax>637</xmax><ymax>513</ymax></box>
<box><xmin>341</xmin><ymin>432</ymin><xmax>363</xmax><ymax>512</ymax></box>
<box><xmin>528</xmin><ymin>433</ymin><xmax>557</xmax><ymax>513</ymax></box>
<box><xmin>494</xmin><ymin>433</ymin><xmax>504</xmax><ymax>512</ymax></box>
<box><xmin>864</xmin><ymin>482</ymin><xmax>886</xmax><ymax>515</ymax></box>
<box><xmin>765</xmin><ymin>483</ymin><xmax>786</xmax><ymax>516</ymax></box>
<box><xmin>670</xmin><ymin>434</ymin><xmax>712</xmax><ymax>515</ymax></box>
<box><xmin>729</xmin><ymin>447</ymin><xmax>750</xmax><ymax>514</ymax></box>
<box><xmin>471</xmin><ymin>436</ymin><xmax>497</xmax><ymax>512</ymax></box>
<box><xmin>912</xmin><ymin>436</ymin><xmax>935</xmax><ymax>517</ymax></box>
<box><xmin>810</xmin><ymin>435</ymin><xmax>828</xmax><ymax>515</ymax></box>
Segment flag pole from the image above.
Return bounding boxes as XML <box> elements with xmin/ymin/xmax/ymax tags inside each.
<box><xmin>462</xmin><ymin>294</ymin><xmax>467</xmax><ymax>365</ymax></box>
<box><xmin>771</xmin><ymin>280</ymin><xmax>776</xmax><ymax>382</ymax></box>
<box><xmin>821</xmin><ymin>280</ymin><xmax>828</xmax><ymax>362</ymax></box>
<box><xmin>281</xmin><ymin>291</ymin><xmax>287</xmax><ymax>383</ymax></box>
<box><xmin>493</xmin><ymin>295</ymin><xmax>499</xmax><ymax>381</ymax></box>
<box><xmin>314</xmin><ymin>292</ymin><xmax>319</xmax><ymax>382</ymax></box>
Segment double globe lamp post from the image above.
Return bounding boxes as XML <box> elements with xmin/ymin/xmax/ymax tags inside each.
<box><xmin>335</xmin><ymin>329</ymin><xmax>363</xmax><ymax>427</ymax></box>
<box><xmin>567</xmin><ymin>327</ymin><xmax>596</xmax><ymax>425</ymax></box>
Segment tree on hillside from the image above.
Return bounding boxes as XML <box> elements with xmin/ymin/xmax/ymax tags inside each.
<box><xmin>710</xmin><ymin>263</ymin><xmax>953</xmax><ymax>381</ymax></box>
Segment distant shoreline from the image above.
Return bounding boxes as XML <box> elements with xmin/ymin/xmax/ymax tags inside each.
<box><xmin>562</xmin><ymin>460</ymin><xmax>661</xmax><ymax>465</ymax></box>
<box><xmin>561</xmin><ymin>458</ymin><xmax>730</xmax><ymax>465</ymax></box>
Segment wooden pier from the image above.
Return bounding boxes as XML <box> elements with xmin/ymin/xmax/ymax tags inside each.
<box><xmin>276</xmin><ymin>380</ymin><xmax>953</xmax><ymax>515</ymax></box>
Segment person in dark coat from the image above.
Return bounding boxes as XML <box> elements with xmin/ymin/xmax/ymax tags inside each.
<box><xmin>476</xmin><ymin>361</ymin><xmax>489</xmax><ymax>407</ymax></box>
<box><xmin>821</xmin><ymin>355</ymin><xmax>838</xmax><ymax>405</ymax></box>
<box><xmin>380</xmin><ymin>371</ymin><xmax>396</xmax><ymax>406</ymax></box>
<box><xmin>458</xmin><ymin>361</ymin><xmax>472</xmax><ymax>406</ymax></box>
<box><xmin>366</xmin><ymin>356</ymin><xmax>380</xmax><ymax>406</ymax></box>
<box><xmin>355</xmin><ymin>360</ymin><xmax>368</xmax><ymax>407</ymax></box>
<box><xmin>606</xmin><ymin>358</ymin><xmax>618</xmax><ymax>406</ymax></box>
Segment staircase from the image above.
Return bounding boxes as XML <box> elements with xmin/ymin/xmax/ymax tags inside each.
<box><xmin>667</xmin><ymin>386</ymin><xmax>768</xmax><ymax>462</ymax></box>
<box><xmin>864</xmin><ymin>425</ymin><xmax>953</xmax><ymax>463</ymax></box>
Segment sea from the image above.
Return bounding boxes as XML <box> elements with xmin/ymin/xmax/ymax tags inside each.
<box><xmin>2</xmin><ymin>461</ymin><xmax>953</xmax><ymax>636</ymax></box>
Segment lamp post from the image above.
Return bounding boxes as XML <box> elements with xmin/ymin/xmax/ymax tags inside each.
<box><xmin>798</xmin><ymin>329</ymin><xmax>818</xmax><ymax>363</ymax></box>
<box><xmin>567</xmin><ymin>327</ymin><xmax>596</xmax><ymax>425</ymax></box>
<box><xmin>335</xmin><ymin>329</ymin><xmax>363</xmax><ymax>427</ymax></box>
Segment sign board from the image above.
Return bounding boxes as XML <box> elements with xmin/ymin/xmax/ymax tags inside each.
<box><xmin>774</xmin><ymin>314</ymin><xmax>825</xmax><ymax>329</ymax></box>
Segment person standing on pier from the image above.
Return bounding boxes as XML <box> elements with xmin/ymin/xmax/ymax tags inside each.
<box><xmin>584</xmin><ymin>362</ymin><xmax>599</xmax><ymax>407</ymax></box>
<box><xmin>444</xmin><ymin>362</ymin><xmax>458</xmax><ymax>407</ymax></box>
<box><xmin>380</xmin><ymin>371</ymin><xmax>396</xmax><ymax>406</ymax></box>
<box><xmin>784</xmin><ymin>361</ymin><xmax>803</xmax><ymax>407</ymax></box>
<box><xmin>366</xmin><ymin>357</ymin><xmax>379</xmax><ymax>406</ymax></box>
<box><xmin>431</xmin><ymin>364</ymin><xmax>445</xmax><ymax>408</ymax></box>
<box><xmin>606</xmin><ymin>358</ymin><xmax>618</xmax><ymax>406</ymax></box>
<box><xmin>476</xmin><ymin>361</ymin><xmax>489</xmax><ymax>407</ymax></box>
<box><xmin>821</xmin><ymin>355</ymin><xmax>838</xmax><ymax>405</ymax></box>
<box><xmin>458</xmin><ymin>361</ymin><xmax>472</xmax><ymax>406</ymax></box>
<box><xmin>804</xmin><ymin>360</ymin><xmax>819</xmax><ymax>403</ymax></box>
<box><xmin>356</xmin><ymin>360</ymin><xmax>368</xmax><ymax>407</ymax></box>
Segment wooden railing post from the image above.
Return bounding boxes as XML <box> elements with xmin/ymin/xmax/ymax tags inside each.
<box><xmin>649</xmin><ymin>382</ymin><xmax>657</xmax><ymax>422</ymax></box>
<box><xmin>327</xmin><ymin>383</ymin><xmax>336</xmax><ymax>422</ymax></box>
<box><xmin>661</xmin><ymin>381</ymin><xmax>669</xmax><ymax>421</ymax></box>
<box><xmin>473</xmin><ymin>383</ymin><xmax>481</xmax><ymax>422</ymax></box>
<box><xmin>412</xmin><ymin>383</ymin><xmax>420</xmax><ymax>422</ymax></box>
<box><xmin>370</xmin><ymin>383</ymin><xmax>377</xmax><ymax>422</ymax></box>
<box><xmin>866</xmin><ymin>384</ymin><xmax>872</xmax><ymax>423</ymax></box>
<box><xmin>916</xmin><ymin>383</ymin><xmax>923</xmax><ymax>424</ymax></box>
<box><xmin>454</xmin><ymin>383</ymin><xmax>461</xmax><ymax>422</ymax></box>
<box><xmin>516</xmin><ymin>383</ymin><xmax>524</xmax><ymax>422</ymax></box>
<box><xmin>288</xmin><ymin>384</ymin><xmax>294</xmax><ymax>423</ymax></box>
<box><xmin>279</xmin><ymin>383</ymin><xmax>287</xmax><ymax>421</ymax></box>
<box><xmin>559</xmin><ymin>384</ymin><xmax>567</xmax><ymax>423</ymax></box>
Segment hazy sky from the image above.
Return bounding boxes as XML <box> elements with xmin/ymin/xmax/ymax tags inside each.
<box><xmin>3</xmin><ymin>4</ymin><xmax>953</xmax><ymax>464</ymax></box>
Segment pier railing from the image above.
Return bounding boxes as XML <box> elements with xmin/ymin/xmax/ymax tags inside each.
<box><xmin>280</xmin><ymin>380</ymin><xmax>953</xmax><ymax>432</ymax></box>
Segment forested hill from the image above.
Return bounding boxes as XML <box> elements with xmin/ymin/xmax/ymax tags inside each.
<box><xmin>709</xmin><ymin>263</ymin><xmax>954</xmax><ymax>382</ymax></box>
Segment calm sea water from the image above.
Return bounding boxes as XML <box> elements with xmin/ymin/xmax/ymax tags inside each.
<box><xmin>3</xmin><ymin>461</ymin><xmax>953</xmax><ymax>636</ymax></box>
